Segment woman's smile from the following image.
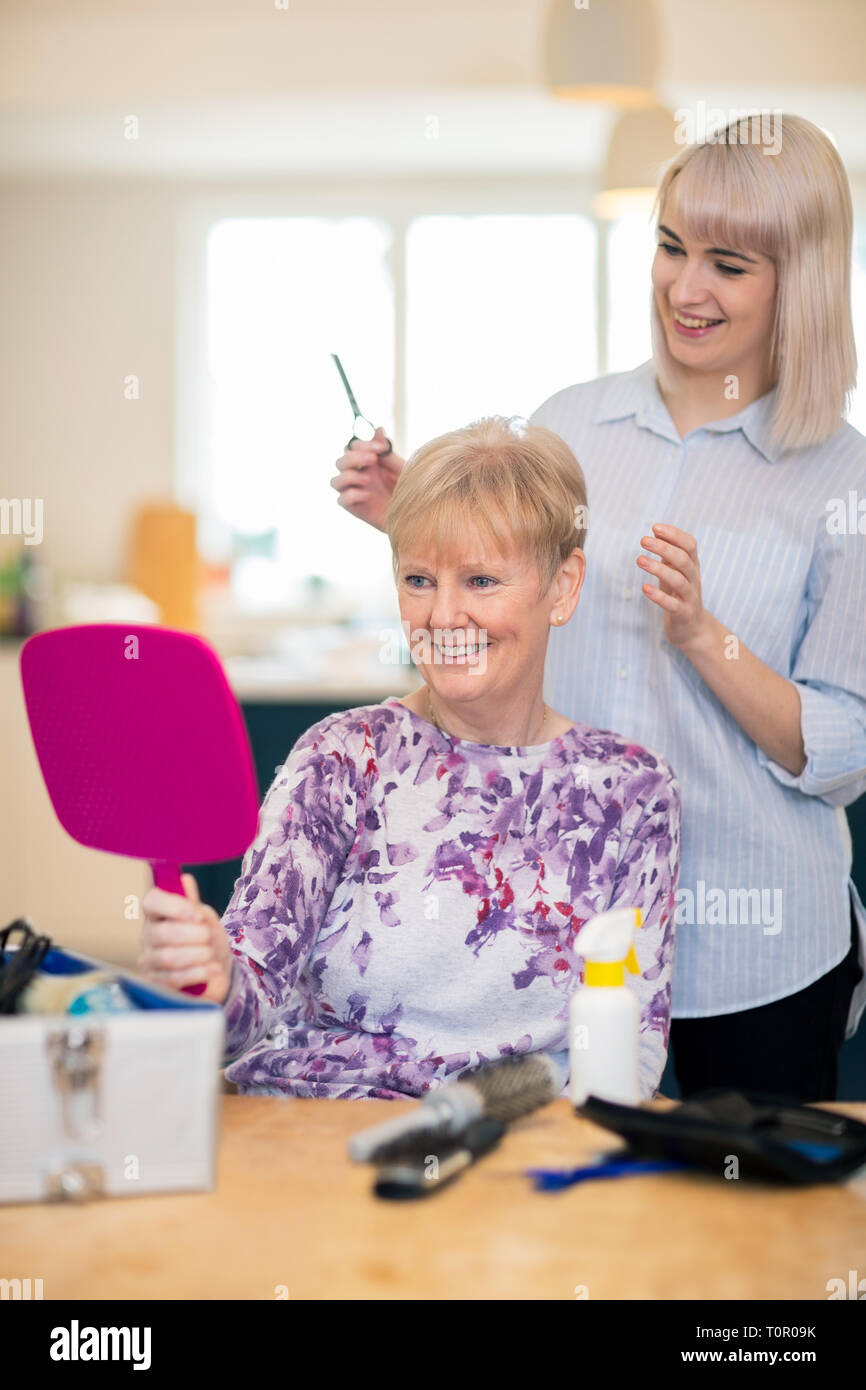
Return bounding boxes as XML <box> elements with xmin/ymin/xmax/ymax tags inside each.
<box><xmin>432</xmin><ymin>632</ymin><xmax>491</xmax><ymax>664</ymax></box>
<box><xmin>671</xmin><ymin>309</ymin><xmax>725</xmax><ymax>338</ymax></box>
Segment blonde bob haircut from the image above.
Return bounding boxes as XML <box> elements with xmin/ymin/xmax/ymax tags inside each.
<box><xmin>653</xmin><ymin>111</ymin><xmax>856</xmax><ymax>453</ymax></box>
<box><xmin>384</xmin><ymin>416</ymin><xmax>588</xmax><ymax>601</ymax></box>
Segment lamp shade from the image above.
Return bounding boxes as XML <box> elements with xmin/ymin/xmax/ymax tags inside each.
<box><xmin>595</xmin><ymin>104</ymin><xmax>679</xmax><ymax>219</ymax></box>
<box><xmin>545</xmin><ymin>0</ymin><xmax>660</xmax><ymax>107</ymax></box>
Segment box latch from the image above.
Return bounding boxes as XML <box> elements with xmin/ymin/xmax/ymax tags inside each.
<box><xmin>45</xmin><ymin>1024</ymin><xmax>106</xmax><ymax>1201</ymax></box>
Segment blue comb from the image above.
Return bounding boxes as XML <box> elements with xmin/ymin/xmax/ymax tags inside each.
<box><xmin>527</xmin><ymin>1152</ymin><xmax>694</xmax><ymax>1190</ymax></box>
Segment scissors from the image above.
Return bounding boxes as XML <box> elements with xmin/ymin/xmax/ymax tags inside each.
<box><xmin>331</xmin><ymin>353</ymin><xmax>393</xmax><ymax>455</ymax></box>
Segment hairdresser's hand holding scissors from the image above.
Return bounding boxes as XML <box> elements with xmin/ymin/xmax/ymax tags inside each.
<box><xmin>329</xmin><ymin>352</ymin><xmax>405</xmax><ymax>531</ymax></box>
<box><xmin>637</xmin><ymin>521</ymin><xmax>806</xmax><ymax>777</ymax></box>
<box><xmin>331</xmin><ymin>428</ymin><xmax>404</xmax><ymax>531</ymax></box>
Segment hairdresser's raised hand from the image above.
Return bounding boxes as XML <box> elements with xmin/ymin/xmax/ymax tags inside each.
<box><xmin>139</xmin><ymin>873</ymin><xmax>233</xmax><ymax>1004</ymax></box>
<box><xmin>637</xmin><ymin>522</ymin><xmax>712</xmax><ymax>652</ymax></box>
<box><xmin>330</xmin><ymin>427</ymin><xmax>404</xmax><ymax>532</ymax></box>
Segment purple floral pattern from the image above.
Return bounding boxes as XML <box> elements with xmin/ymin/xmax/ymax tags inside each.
<box><xmin>221</xmin><ymin>697</ymin><xmax>681</xmax><ymax>1099</ymax></box>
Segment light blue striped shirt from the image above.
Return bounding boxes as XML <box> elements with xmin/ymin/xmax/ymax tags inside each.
<box><xmin>531</xmin><ymin>359</ymin><xmax>866</xmax><ymax>1024</ymax></box>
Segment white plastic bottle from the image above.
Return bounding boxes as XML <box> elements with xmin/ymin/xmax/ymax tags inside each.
<box><xmin>569</xmin><ymin>906</ymin><xmax>642</xmax><ymax>1106</ymax></box>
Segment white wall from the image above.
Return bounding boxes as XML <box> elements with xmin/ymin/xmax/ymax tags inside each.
<box><xmin>0</xmin><ymin>181</ymin><xmax>177</xmax><ymax>582</ymax></box>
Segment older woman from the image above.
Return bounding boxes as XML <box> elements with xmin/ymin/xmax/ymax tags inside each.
<box><xmin>140</xmin><ymin>418</ymin><xmax>681</xmax><ymax>1099</ymax></box>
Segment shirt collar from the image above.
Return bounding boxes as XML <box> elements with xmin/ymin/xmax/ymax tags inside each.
<box><xmin>592</xmin><ymin>359</ymin><xmax>782</xmax><ymax>463</ymax></box>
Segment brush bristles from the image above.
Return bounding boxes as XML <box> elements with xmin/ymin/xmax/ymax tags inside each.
<box><xmin>453</xmin><ymin>1053</ymin><xmax>559</xmax><ymax>1121</ymax></box>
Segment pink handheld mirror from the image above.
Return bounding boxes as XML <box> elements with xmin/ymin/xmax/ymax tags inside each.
<box><xmin>20</xmin><ymin>623</ymin><xmax>260</xmax><ymax>996</ymax></box>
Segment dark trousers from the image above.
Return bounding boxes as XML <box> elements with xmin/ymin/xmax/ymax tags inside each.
<box><xmin>670</xmin><ymin>904</ymin><xmax>863</xmax><ymax>1102</ymax></box>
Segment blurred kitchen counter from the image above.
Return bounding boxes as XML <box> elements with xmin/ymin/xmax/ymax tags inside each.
<box><xmin>196</xmin><ymin>604</ymin><xmax>416</xmax><ymax>701</ymax></box>
<box><xmin>203</xmin><ymin>608</ymin><xmax>417</xmax><ymax>704</ymax></box>
<box><xmin>224</xmin><ymin>653</ymin><xmax>416</xmax><ymax>703</ymax></box>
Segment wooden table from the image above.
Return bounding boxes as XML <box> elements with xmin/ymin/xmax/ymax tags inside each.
<box><xmin>4</xmin><ymin>1097</ymin><xmax>866</xmax><ymax>1300</ymax></box>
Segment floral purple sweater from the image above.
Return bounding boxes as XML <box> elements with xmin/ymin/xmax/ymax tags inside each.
<box><xmin>220</xmin><ymin>696</ymin><xmax>681</xmax><ymax>1100</ymax></box>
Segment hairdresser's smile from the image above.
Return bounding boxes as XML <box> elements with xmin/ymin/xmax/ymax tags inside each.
<box><xmin>671</xmin><ymin>309</ymin><xmax>726</xmax><ymax>337</ymax></box>
<box><xmin>652</xmin><ymin>200</ymin><xmax>776</xmax><ymax>381</ymax></box>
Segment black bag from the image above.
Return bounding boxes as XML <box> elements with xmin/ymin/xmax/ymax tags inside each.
<box><xmin>578</xmin><ymin>1088</ymin><xmax>866</xmax><ymax>1184</ymax></box>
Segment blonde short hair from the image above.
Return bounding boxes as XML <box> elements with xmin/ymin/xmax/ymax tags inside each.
<box><xmin>653</xmin><ymin>112</ymin><xmax>856</xmax><ymax>453</ymax></box>
<box><xmin>385</xmin><ymin>416</ymin><xmax>587</xmax><ymax>599</ymax></box>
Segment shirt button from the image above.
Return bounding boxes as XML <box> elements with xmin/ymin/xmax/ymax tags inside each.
<box><xmin>623</xmin><ymin>588</ymin><xmax>633</xmax><ymax>600</ymax></box>
<box><xmin>618</xmin><ymin>666</ymin><xmax>628</xmax><ymax>679</ymax></box>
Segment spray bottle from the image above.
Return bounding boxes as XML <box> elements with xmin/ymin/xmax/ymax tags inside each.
<box><xmin>569</xmin><ymin>906</ymin><xmax>642</xmax><ymax>1106</ymax></box>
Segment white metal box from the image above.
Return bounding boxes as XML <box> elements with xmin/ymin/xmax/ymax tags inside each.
<box><xmin>0</xmin><ymin>945</ymin><xmax>224</xmax><ymax>1204</ymax></box>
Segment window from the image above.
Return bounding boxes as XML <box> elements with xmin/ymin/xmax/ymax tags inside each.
<box><xmin>606</xmin><ymin>210</ymin><xmax>655</xmax><ymax>374</ymax></box>
<box><xmin>405</xmin><ymin>214</ymin><xmax>596</xmax><ymax>443</ymax></box>
<box><xmin>198</xmin><ymin>207</ymin><xmax>596</xmax><ymax>612</ymax></box>
<box><xmin>205</xmin><ymin>216</ymin><xmax>394</xmax><ymax>609</ymax></box>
